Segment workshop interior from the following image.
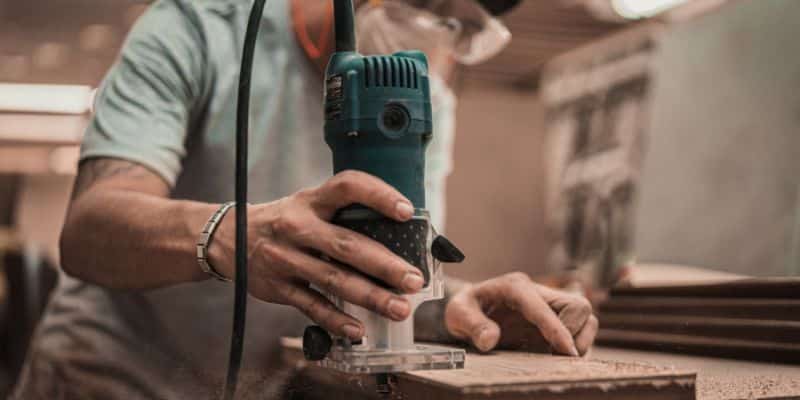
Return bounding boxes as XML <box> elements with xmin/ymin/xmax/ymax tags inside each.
<box><xmin>1</xmin><ymin>0</ymin><xmax>799</xmax><ymax>399</ymax></box>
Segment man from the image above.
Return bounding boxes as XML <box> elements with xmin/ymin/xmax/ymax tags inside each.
<box><xmin>13</xmin><ymin>0</ymin><xmax>598</xmax><ymax>398</ymax></box>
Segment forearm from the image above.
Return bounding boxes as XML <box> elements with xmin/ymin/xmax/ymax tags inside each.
<box><xmin>58</xmin><ymin>158</ymin><xmax>225</xmax><ymax>290</ymax></box>
<box><xmin>60</xmin><ymin>189</ymin><xmax>218</xmax><ymax>289</ymax></box>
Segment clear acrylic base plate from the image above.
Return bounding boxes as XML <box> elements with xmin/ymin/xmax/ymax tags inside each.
<box><xmin>319</xmin><ymin>344</ymin><xmax>466</xmax><ymax>374</ymax></box>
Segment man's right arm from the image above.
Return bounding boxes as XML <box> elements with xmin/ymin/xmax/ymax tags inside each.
<box><xmin>59</xmin><ymin>157</ymin><xmax>218</xmax><ymax>289</ymax></box>
<box><xmin>60</xmin><ymin>158</ymin><xmax>428</xmax><ymax>341</ymax></box>
<box><xmin>64</xmin><ymin>0</ymin><xmax>428</xmax><ymax>341</ymax></box>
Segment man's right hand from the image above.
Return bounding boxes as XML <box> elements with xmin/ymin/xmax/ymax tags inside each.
<box><xmin>209</xmin><ymin>170</ymin><xmax>425</xmax><ymax>341</ymax></box>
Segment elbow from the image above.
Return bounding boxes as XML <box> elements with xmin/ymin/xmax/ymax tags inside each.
<box><xmin>58</xmin><ymin>213</ymin><xmax>85</xmax><ymax>280</ymax></box>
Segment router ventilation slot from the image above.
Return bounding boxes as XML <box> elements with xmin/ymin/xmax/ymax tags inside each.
<box><xmin>363</xmin><ymin>56</ymin><xmax>418</xmax><ymax>89</ymax></box>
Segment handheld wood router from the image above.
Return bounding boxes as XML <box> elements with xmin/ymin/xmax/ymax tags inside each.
<box><xmin>301</xmin><ymin>0</ymin><xmax>467</xmax><ymax>374</ymax></box>
<box><xmin>228</xmin><ymin>1</ymin><xmax>465</xmax><ymax>397</ymax></box>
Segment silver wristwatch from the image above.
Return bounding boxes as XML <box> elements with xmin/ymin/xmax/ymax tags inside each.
<box><xmin>196</xmin><ymin>202</ymin><xmax>235</xmax><ymax>282</ymax></box>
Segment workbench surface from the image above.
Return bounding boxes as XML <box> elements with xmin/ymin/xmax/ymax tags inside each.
<box><xmin>593</xmin><ymin>347</ymin><xmax>800</xmax><ymax>400</ymax></box>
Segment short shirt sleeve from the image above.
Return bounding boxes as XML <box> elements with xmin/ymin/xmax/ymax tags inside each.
<box><xmin>80</xmin><ymin>0</ymin><xmax>208</xmax><ymax>186</ymax></box>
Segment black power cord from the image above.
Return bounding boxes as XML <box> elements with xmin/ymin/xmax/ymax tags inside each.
<box><xmin>333</xmin><ymin>0</ymin><xmax>356</xmax><ymax>52</ymax></box>
<box><xmin>225</xmin><ymin>1</ymin><xmax>353</xmax><ymax>398</ymax></box>
<box><xmin>224</xmin><ymin>0</ymin><xmax>267</xmax><ymax>399</ymax></box>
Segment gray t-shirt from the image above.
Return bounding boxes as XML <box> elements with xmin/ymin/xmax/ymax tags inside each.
<box><xmin>12</xmin><ymin>0</ymin><xmax>455</xmax><ymax>398</ymax></box>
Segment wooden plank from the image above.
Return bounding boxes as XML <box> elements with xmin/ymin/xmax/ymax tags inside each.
<box><xmin>598</xmin><ymin>329</ymin><xmax>800</xmax><ymax>364</ymax></box>
<box><xmin>600</xmin><ymin>314</ymin><xmax>800</xmax><ymax>343</ymax></box>
<box><xmin>281</xmin><ymin>338</ymin><xmax>696</xmax><ymax>400</ymax></box>
<box><xmin>609</xmin><ymin>278</ymin><xmax>800</xmax><ymax>299</ymax></box>
<box><xmin>0</xmin><ymin>113</ymin><xmax>87</xmax><ymax>145</ymax></box>
<box><xmin>613</xmin><ymin>264</ymin><xmax>746</xmax><ymax>288</ymax></box>
<box><xmin>599</xmin><ymin>297</ymin><xmax>800</xmax><ymax>321</ymax></box>
<box><xmin>0</xmin><ymin>145</ymin><xmax>79</xmax><ymax>175</ymax></box>
<box><xmin>593</xmin><ymin>346</ymin><xmax>800</xmax><ymax>400</ymax></box>
<box><xmin>598</xmin><ymin>280</ymin><xmax>800</xmax><ymax>364</ymax></box>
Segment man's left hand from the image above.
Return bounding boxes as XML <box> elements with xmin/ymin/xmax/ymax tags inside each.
<box><xmin>444</xmin><ymin>272</ymin><xmax>598</xmax><ymax>356</ymax></box>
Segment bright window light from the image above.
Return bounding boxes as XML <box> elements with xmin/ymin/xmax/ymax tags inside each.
<box><xmin>0</xmin><ymin>83</ymin><xmax>93</xmax><ymax>114</ymax></box>
<box><xmin>611</xmin><ymin>0</ymin><xmax>690</xmax><ymax>19</ymax></box>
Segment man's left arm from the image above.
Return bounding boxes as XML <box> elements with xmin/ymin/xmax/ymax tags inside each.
<box><xmin>413</xmin><ymin>79</ymin><xmax>598</xmax><ymax>356</ymax></box>
<box><xmin>416</xmin><ymin>273</ymin><xmax>598</xmax><ymax>356</ymax></box>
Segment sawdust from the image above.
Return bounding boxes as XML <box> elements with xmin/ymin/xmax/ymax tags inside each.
<box><xmin>698</xmin><ymin>374</ymin><xmax>800</xmax><ymax>400</ymax></box>
<box><xmin>594</xmin><ymin>347</ymin><xmax>800</xmax><ymax>400</ymax></box>
<box><xmin>406</xmin><ymin>351</ymin><xmax>693</xmax><ymax>390</ymax></box>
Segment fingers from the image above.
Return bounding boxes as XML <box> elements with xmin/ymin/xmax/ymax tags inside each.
<box><xmin>270</xmin><ymin>182</ymin><xmax>423</xmax><ymax>294</ymax></box>
<box><xmin>493</xmin><ymin>274</ymin><xmax>579</xmax><ymax>357</ymax></box>
<box><xmin>247</xmin><ymin>170</ymin><xmax>423</xmax><ymax>336</ymax></box>
<box><xmin>574</xmin><ymin>315</ymin><xmax>599</xmax><ymax>356</ymax></box>
<box><xmin>276</xmin><ymin>281</ymin><xmax>364</xmax><ymax>340</ymax></box>
<box><xmin>445</xmin><ymin>290</ymin><xmax>501</xmax><ymax>352</ymax></box>
<box><xmin>258</xmin><ymin>241</ymin><xmax>412</xmax><ymax>321</ymax></box>
<box><xmin>537</xmin><ymin>286</ymin><xmax>593</xmax><ymax>336</ymax></box>
<box><xmin>312</xmin><ymin>170</ymin><xmax>414</xmax><ymax>221</ymax></box>
<box><xmin>444</xmin><ymin>272</ymin><xmax>598</xmax><ymax>357</ymax></box>
<box><xmin>537</xmin><ymin>285</ymin><xmax>597</xmax><ymax>355</ymax></box>
<box><xmin>302</xmin><ymin>220</ymin><xmax>424</xmax><ymax>293</ymax></box>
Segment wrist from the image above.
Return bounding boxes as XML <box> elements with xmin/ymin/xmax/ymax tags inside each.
<box><xmin>198</xmin><ymin>202</ymin><xmax>238</xmax><ymax>281</ymax></box>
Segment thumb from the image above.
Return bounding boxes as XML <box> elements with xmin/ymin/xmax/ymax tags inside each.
<box><xmin>445</xmin><ymin>293</ymin><xmax>501</xmax><ymax>352</ymax></box>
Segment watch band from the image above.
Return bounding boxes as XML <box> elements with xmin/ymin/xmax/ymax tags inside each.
<box><xmin>197</xmin><ymin>201</ymin><xmax>236</xmax><ymax>282</ymax></box>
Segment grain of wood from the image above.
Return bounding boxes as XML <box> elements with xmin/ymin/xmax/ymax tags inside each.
<box><xmin>598</xmin><ymin>279</ymin><xmax>800</xmax><ymax>363</ymax></box>
<box><xmin>281</xmin><ymin>337</ymin><xmax>696</xmax><ymax>400</ymax></box>
<box><xmin>593</xmin><ymin>347</ymin><xmax>800</xmax><ymax>400</ymax></box>
<box><xmin>600</xmin><ymin>297</ymin><xmax>800</xmax><ymax>321</ymax></box>
<box><xmin>600</xmin><ymin>314</ymin><xmax>800</xmax><ymax>343</ymax></box>
<box><xmin>610</xmin><ymin>278</ymin><xmax>800</xmax><ymax>299</ymax></box>
<box><xmin>598</xmin><ymin>329</ymin><xmax>800</xmax><ymax>364</ymax></box>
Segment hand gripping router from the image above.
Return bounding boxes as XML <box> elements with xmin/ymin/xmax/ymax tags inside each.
<box><xmin>299</xmin><ymin>0</ymin><xmax>467</xmax><ymax>374</ymax></box>
<box><xmin>226</xmin><ymin>1</ymin><xmax>466</xmax><ymax>397</ymax></box>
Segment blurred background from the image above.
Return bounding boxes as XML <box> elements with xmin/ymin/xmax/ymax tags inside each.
<box><xmin>0</xmin><ymin>0</ymin><xmax>799</xmax><ymax>395</ymax></box>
